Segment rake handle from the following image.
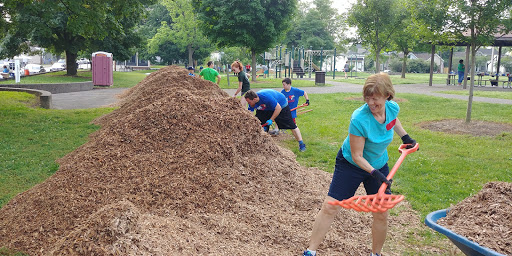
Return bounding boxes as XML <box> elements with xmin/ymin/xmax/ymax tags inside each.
<box><xmin>290</xmin><ymin>103</ymin><xmax>308</xmax><ymax>111</ymax></box>
<box><xmin>377</xmin><ymin>143</ymin><xmax>419</xmax><ymax>195</ymax></box>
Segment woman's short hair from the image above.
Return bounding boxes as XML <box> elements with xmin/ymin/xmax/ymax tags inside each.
<box><xmin>363</xmin><ymin>72</ymin><xmax>395</xmax><ymax>100</ymax></box>
<box><xmin>459</xmin><ymin>59</ymin><xmax>464</xmax><ymax>63</ymax></box>
<box><xmin>231</xmin><ymin>61</ymin><xmax>243</xmax><ymax>70</ymax></box>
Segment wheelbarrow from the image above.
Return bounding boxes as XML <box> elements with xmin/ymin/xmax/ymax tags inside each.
<box><xmin>328</xmin><ymin>143</ymin><xmax>419</xmax><ymax>212</ymax></box>
<box><xmin>425</xmin><ymin>209</ymin><xmax>506</xmax><ymax>256</ymax></box>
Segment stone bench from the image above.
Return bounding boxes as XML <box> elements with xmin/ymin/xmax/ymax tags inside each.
<box><xmin>0</xmin><ymin>81</ymin><xmax>93</xmax><ymax>94</ymax></box>
<box><xmin>0</xmin><ymin>87</ymin><xmax>52</xmax><ymax>109</ymax></box>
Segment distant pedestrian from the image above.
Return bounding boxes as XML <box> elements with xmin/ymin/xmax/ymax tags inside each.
<box><xmin>344</xmin><ymin>63</ymin><xmax>349</xmax><ymax>79</ymax></box>
<box><xmin>199</xmin><ymin>61</ymin><xmax>221</xmax><ymax>85</ymax></box>
<box><xmin>2</xmin><ymin>65</ymin><xmax>9</xmax><ymax>74</ymax></box>
<box><xmin>187</xmin><ymin>66</ymin><xmax>195</xmax><ymax>76</ymax></box>
<box><xmin>231</xmin><ymin>61</ymin><xmax>251</xmax><ymax>107</ymax></box>
<box><xmin>457</xmin><ymin>59</ymin><xmax>465</xmax><ymax>86</ymax></box>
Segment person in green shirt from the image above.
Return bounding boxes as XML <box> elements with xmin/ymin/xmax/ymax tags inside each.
<box><xmin>457</xmin><ymin>59</ymin><xmax>465</xmax><ymax>86</ymax></box>
<box><xmin>199</xmin><ymin>61</ymin><xmax>221</xmax><ymax>85</ymax></box>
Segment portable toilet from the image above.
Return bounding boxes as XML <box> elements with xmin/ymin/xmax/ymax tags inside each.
<box><xmin>92</xmin><ymin>51</ymin><xmax>113</xmax><ymax>86</ymax></box>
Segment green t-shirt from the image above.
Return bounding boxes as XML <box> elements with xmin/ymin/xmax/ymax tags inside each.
<box><xmin>199</xmin><ymin>68</ymin><xmax>220</xmax><ymax>83</ymax></box>
<box><xmin>458</xmin><ymin>63</ymin><xmax>465</xmax><ymax>72</ymax></box>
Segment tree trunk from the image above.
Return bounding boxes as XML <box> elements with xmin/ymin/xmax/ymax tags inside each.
<box><xmin>188</xmin><ymin>44</ymin><xmax>194</xmax><ymax>68</ymax></box>
<box><xmin>401</xmin><ymin>50</ymin><xmax>408</xmax><ymax>78</ymax></box>
<box><xmin>66</xmin><ymin>51</ymin><xmax>78</xmax><ymax>76</ymax></box>
<box><xmin>429</xmin><ymin>44</ymin><xmax>435</xmax><ymax>86</ymax></box>
<box><xmin>251</xmin><ymin>49</ymin><xmax>257</xmax><ymax>82</ymax></box>
<box><xmin>375</xmin><ymin>52</ymin><xmax>380</xmax><ymax>73</ymax></box>
<box><xmin>466</xmin><ymin>41</ymin><xmax>477</xmax><ymax>123</ymax></box>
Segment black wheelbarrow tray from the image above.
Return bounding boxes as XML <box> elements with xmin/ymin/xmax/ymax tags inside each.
<box><xmin>425</xmin><ymin>209</ymin><xmax>506</xmax><ymax>256</ymax></box>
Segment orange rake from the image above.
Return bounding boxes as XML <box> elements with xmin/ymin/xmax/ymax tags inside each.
<box><xmin>328</xmin><ymin>143</ymin><xmax>419</xmax><ymax>213</ymax></box>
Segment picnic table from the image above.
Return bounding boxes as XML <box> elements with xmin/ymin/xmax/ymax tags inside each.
<box><xmin>446</xmin><ymin>74</ymin><xmax>456</xmax><ymax>86</ymax></box>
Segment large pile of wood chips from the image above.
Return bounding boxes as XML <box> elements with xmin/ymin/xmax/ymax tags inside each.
<box><xmin>0</xmin><ymin>66</ymin><xmax>422</xmax><ymax>255</ymax></box>
<box><xmin>438</xmin><ymin>181</ymin><xmax>512</xmax><ymax>255</ymax></box>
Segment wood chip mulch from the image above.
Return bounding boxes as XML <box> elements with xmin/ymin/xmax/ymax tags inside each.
<box><xmin>437</xmin><ymin>181</ymin><xmax>512</xmax><ymax>255</ymax></box>
<box><xmin>0</xmin><ymin>66</ymin><xmax>427</xmax><ymax>255</ymax></box>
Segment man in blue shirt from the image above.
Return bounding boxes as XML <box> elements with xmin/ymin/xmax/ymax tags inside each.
<box><xmin>244</xmin><ymin>89</ymin><xmax>306</xmax><ymax>152</ymax></box>
<box><xmin>281</xmin><ymin>78</ymin><xmax>309</xmax><ymax>123</ymax></box>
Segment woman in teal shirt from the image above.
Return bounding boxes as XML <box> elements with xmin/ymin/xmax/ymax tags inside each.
<box><xmin>458</xmin><ymin>59</ymin><xmax>465</xmax><ymax>86</ymax></box>
<box><xmin>303</xmin><ymin>73</ymin><xmax>417</xmax><ymax>256</ymax></box>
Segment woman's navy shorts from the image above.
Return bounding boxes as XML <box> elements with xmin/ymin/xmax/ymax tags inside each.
<box><xmin>328</xmin><ymin>148</ymin><xmax>390</xmax><ymax>201</ymax></box>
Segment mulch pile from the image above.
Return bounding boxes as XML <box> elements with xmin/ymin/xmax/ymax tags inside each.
<box><xmin>438</xmin><ymin>181</ymin><xmax>512</xmax><ymax>255</ymax></box>
<box><xmin>0</xmin><ymin>66</ymin><xmax>421</xmax><ymax>255</ymax></box>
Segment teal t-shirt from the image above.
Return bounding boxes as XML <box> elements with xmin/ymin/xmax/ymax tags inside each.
<box><xmin>199</xmin><ymin>67</ymin><xmax>219</xmax><ymax>83</ymax></box>
<box><xmin>341</xmin><ymin>100</ymin><xmax>400</xmax><ymax>169</ymax></box>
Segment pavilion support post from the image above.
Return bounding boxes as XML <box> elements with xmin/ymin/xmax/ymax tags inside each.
<box><xmin>496</xmin><ymin>46</ymin><xmax>503</xmax><ymax>81</ymax></box>
<box><xmin>463</xmin><ymin>45</ymin><xmax>470</xmax><ymax>89</ymax></box>
<box><xmin>446</xmin><ymin>47</ymin><xmax>453</xmax><ymax>85</ymax></box>
<box><xmin>429</xmin><ymin>44</ymin><xmax>435</xmax><ymax>86</ymax></box>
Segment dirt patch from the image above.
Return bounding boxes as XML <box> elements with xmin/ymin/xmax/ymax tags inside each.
<box><xmin>437</xmin><ymin>182</ymin><xmax>512</xmax><ymax>255</ymax></box>
<box><xmin>0</xmin><ymin>66</ymin><xmax>445</xmax><ymax>255</ymax></box>
<box><xmin>418</xmin><ymin>119</ymin><xmax>512</xmax><ymax>137</ymax></box>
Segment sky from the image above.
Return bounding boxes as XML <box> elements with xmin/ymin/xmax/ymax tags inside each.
<box><xmin>329</xmin><ymin>0</ymin><xmax>357</xmax><ymax>14</ymax></box>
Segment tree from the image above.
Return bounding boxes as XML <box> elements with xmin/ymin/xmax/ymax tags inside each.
<box><xmin>389</xmin><ymin>1</ymin><xmax>416</xmax><ymax>78</ymax></box>
<box><xmin>409</xmin><ymin>0</ymin><xmax>452</xmax><ymax>86</ymax></box>
<box><xmin>0</xmin><ymin>0</ymin><xmax>155</xmax><ymax>76</ymax></box>
<box><xmin>347</xmin><ymin>0</ymin><xmax>407</xmax><ymax>73</ymax></box>
<box><xmin>195</xmin><ymin>0</ymin><xmax>297</xmax><ymax>81</ymax></box>
<box><xmin>449</xmin><ymin>0</ymin><xmax>512</xmax><ymax>122</ymax></box>
<box><xmin>154</xmin><ymin>0</ymin><xmax>212</xmax><ymax>67</ymax></box>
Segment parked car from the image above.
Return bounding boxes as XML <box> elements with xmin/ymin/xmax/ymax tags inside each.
<box><xmin>25</xmin><ymin>64</ymin><xmax>46</xmax><ymax>74</ymax></box>
<box><xmin>50</xmin><ymin>62</ymin><xmax>66</xmax><ymax>72</ymax></box>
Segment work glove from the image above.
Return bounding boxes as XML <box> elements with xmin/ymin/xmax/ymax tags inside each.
<box><xmin>401</xmin><ymin>134</ymin><xmax>417</xmax><ymax>149</ymax></box>
<box><xmin>265</xmin><ymin>119</ymin><xmax>273</xmax><ymax>126</ymax></box>
<box><xmin>306</xmin><ymin>99</ymin><xmax>310</xmax><ymax>106</ymax></box>
<box><xmin>371</xmin><ymin>169</ymin><xmax>392</xmax><ymax>193</ymax></box>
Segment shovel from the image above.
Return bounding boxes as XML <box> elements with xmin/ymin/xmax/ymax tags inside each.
<box><xmin>328</xmin><ymin>143</ymin><xmax>419</xmax><ymax>213</ymax></box>
<box><xmin>290</xmin><ymin>103</ymin><xmax>309</xmax><ymax>112</ymax></box>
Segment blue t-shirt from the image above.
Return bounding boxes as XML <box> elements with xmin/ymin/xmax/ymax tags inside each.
<box><xmin>281</xmin><ymin>87</ymin><xmax>305</xmax><ymax>118</ymax></box>
<box><xmin>341</xmin><ymin>100</ymin><xmax>400</xmax><ymax>169</ymax></box>
<box><xmin>250</xmin><ymin>89</ymin><xmax>288</xmax><ymax>111</ymax></box>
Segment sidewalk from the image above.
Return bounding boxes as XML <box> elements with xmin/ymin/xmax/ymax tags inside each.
<box><xmin>51</xmin><ymin>80</ymin><xmax>512</xmax><ymax>109</ymax></box>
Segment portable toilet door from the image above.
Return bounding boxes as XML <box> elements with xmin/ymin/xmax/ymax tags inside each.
<box><xmin>92</xmin><ymin>51</ymin><xmax>113</xmax><ymax>86</ymax></box>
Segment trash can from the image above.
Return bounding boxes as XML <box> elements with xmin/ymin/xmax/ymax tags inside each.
<box><xmin>315</xmin><ymin>71</ymin><xmax>326</xmax><ymax>86</ymax></box>
<box><xmin>92</xmin><ymin>51</ymin><xmax>113</xmax><ymax>86</ymax></box>
<box><xmin>24</xmin><ymin>69</ymin><xmax>29</xmax><ymax>76</ymax></box>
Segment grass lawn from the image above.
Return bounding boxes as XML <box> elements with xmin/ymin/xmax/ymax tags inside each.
<box><xmin>438</xmin><ymin>89</ymin><xmax>512</xmax><ymax>100</ymax></box>
<box><xmin>0</xmin><ymin>91</ymin><xmax>113</xmax><ymax>207</ymax></box>
<box><xmin>328</xmin><ymin>72</ymin><xmax>450</xmax><ymax>85</ymax></box>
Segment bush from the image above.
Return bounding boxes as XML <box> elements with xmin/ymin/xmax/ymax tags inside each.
<box><xmin>407</xmin><ymin>58</ymin><xmax>437</xmax><ymax>73</ymax></box>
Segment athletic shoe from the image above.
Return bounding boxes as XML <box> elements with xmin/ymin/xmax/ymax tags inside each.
<box><xmin>303</xmin><ymin>250</ymin><xmax>316</xmax><ymax>256</ymax></box>
<box><xmin>370</xmin><ymin>253</ymin><xmax>382</xmax><ymax>256</ymax></box>
<box><xmin>269</xmin><ymin>129</ymin><xmax>279</xmax><ymax>136</ymax></box>
<box><xmin>299</xmin><ymin>143</ymin><xmax>306</xmax><ymax>152</ymax></box>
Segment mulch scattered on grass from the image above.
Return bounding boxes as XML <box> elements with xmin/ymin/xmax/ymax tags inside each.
<box><xmin>418</xmin><ymin>119</ymin><xmax>512</xmax><ymax>137</ymax></box>
<box><xmin>437</xmin><ymin>182</ymin><xmax>512</xmax><ymax>255</ymax></box>
<box><xmin>0</xmin><ymin>66</ymin><xmax>434</xmax><ymax>255</ymax></box>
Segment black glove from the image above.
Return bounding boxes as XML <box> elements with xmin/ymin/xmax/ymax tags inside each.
<box><xmin>401</xmin><ymin>134</ymin><xmax>417</xmax><ymax>149</ymax></box>
<box><xmin>371</xmin><ymin>169</ymin><xmax>392</xmax><ymax>188</ymax></box>
<box><xmin>305</xmin><ymin>99</ymin><xmax>310</xmax><ymax>106</ymax></box>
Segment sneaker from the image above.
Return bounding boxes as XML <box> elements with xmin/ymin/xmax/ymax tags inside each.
<box><xmin>370</xmin><ymin>253</ymin><xmax>381</xmax><ymax>256</ymax></box>
<box><xmin>303</xmin><ymin>250</ymin><xmax>316</xmax><ymax>256</ymax></box>
<box><xmin>299</xmin><ymin>143</ymin><xmax>306</xmax><ymax>152</ymax></box>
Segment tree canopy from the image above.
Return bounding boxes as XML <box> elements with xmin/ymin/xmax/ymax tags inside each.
<box><xmin>195</xmin><ymin>0</ymin><xmax>297</xmax><ymax>80</ymax></box>
<box><xmin>0</xmin><ymin>0</ymin><xmax>155</xmax><ymax>75</ymax></box>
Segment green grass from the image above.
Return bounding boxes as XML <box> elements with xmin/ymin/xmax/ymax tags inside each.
<box><xmin>0</xmin><ymin>91</ymin><xmax>113</xmax><ymax>207</ymax></box>
<box><xmin>438</xmin><ymin>89</ymin><xmax>512</xmax><ymax>100</ymax></box>
<box><xmin>0</xmin><ymin>70</ymin><xmax>151</xmax><ymax>88</ymax></box>
<box><xmin>330</xmin><ymin>72</ymin><xmax>451</xmax><ymax>85</ymax></box>
<box><xmin>217</xmin><ymin>75</ymin><xmax>319</xmax><ymax>89</ymax></box>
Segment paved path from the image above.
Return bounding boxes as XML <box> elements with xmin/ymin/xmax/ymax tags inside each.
<box><xmin>50</xmin><ymin>80</ymin><xmax>512</xmax><ymax>109</ymax></box>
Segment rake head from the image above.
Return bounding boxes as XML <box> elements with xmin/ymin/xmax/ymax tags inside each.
<box><xmin>329</xmin><ymin>193</ymin><xmax>405</xmax><ymax>213</ymax></box>
<box><xmin>328</xmin><ymin>143</ymin><xmax>419</xmax><ymax>213</ymax></box>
